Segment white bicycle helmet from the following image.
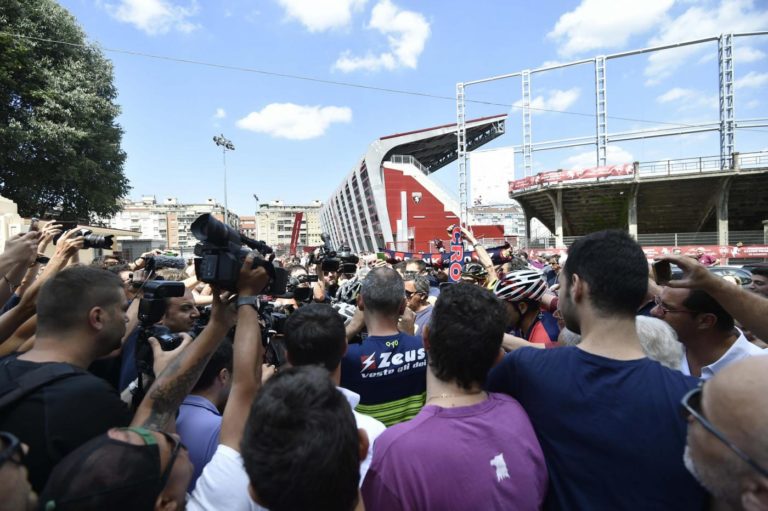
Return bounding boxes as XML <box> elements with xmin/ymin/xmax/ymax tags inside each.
<box><xmin>331</xmin><ymin>302</ymin><xmax>358</xmax><ymax>326</ymax></box>
<box><xmin>493</xmin><ymin>269</ymin><xmax>547</xmax><ymax>302</ymax></box>
<box><xmin>335</xmin><ymin>276</ymin><xmax>363</xmax><ymax>305</ymax></box>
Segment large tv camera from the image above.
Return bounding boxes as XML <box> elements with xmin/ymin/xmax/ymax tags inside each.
<box><xmin>191</xmin><ymin>214</ymin><xmax>288</xmax><ymax>294</ymax></box>
<box><xmin>310</xmin><ymin>233</ymin><xmax>359</xmax><ymax>274</ymax></box>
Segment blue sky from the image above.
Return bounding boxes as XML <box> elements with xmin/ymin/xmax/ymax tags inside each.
<box><xmin>58</xmin><ymin>0</ymin><xmax>768</xmax><ymax>216</ymax></box>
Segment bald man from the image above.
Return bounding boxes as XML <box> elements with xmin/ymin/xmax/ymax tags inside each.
<box><xmin>682</xmin><ymin>356</ymin><xmax>768</xmax><ymax>510</ymax></box>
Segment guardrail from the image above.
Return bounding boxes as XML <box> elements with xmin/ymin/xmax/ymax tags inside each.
<box><xmin>528</xmin><ymin>231</ymin><xmax>765</xmax><ymax>249</ymax></box>
<box><xmin>509</xmin><ymin>151</ymin><xmax>768</xmax><ymax>194</ymax></box>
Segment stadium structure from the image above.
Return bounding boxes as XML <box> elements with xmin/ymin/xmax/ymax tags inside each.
<box><xmin>320</xmin><ymin>115</ymin><xmax>507</xmax><ymax>253</ymax></box>
<box><xmin>453</xmin><ymin>32</ymin><xmax>768</xmax><ymax>258</ymax></box>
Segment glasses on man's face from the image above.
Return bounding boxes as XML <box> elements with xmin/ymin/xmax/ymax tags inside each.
<box><xmin>405</xmin><ymin>290</ymin><xmax>418</xmax><ymax>299</ymax></box>
<box><xmin>653</xmin><ymin>296</ymin><xmax>695</xmax><ymax>318</ymax></box>
<box><xmin>680</xmin><ymin>385</ymin><xmax>768</xmax><ymax>478</ymax></box>
<box><xmin>0</xmin><ymin>432</ymin><xmax>25</xmax><ymax>466</ymax></box>
<box><xmin>158</xmin><ymin>431</ymin><xmax>186</xmax><ymax>488</ymax></box>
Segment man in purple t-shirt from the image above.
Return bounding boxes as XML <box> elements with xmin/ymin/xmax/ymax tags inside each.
<box><xmin>362</xmin><ymin>283</ymin><xmax>547</xmax><ymax>511</ymax></box>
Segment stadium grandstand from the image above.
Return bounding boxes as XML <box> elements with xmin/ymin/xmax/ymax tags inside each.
<box><xmin>320</xmin><ymin>115</ymin><xmax>508</xmax><ymax>253</ymax></box>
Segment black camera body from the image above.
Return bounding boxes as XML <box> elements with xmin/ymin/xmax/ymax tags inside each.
<box><xmin>52</xmin><ymin>225</ymin><xmax>114</xmax><ymax>250</ymax></box>
<box><xmin>133</xmin><ymin>279</ymin><xmax>187</xmax><ymax>405</ymax></box>
<box><xmin>311</xmin><ymin>233</ymin><xmax>359</xmax><ymax>274</ymax></box>
<box><xmin>144</xmin><ymin>324</ymin><xmax>184</xmax><ymax>351</ymax></box>
<box><xmin>191</xmin><ymin>214</ymin><xmax>288</xmax><ymax>294</ymax></box>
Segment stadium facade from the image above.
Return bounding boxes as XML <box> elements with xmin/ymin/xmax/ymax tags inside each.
<box><xmin>320</xmin><ymin>115</ymin><xmax>507</xmax><ymax>253</ymax></box>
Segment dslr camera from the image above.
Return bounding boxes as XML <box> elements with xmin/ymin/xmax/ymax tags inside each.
<box><xmin>310</xmin><ymin>233</ymin><xmax>359</xmax><ymax>274</ymax></box>
<box><xmin>190</xmin><ymin>214</ymin><xmax>288</xmax><ymax>294</ymax></box>
<box><xmin>53</xmin><ymin>223</ymin><xmax>114</xmax><ymax>250</ymax></box>
<box><xmin>132</xmin><ymin>280</ymin><xmax>187</xmax><ymax>408</ymax></box>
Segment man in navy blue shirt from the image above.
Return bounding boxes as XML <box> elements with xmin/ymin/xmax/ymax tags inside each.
<box><xmin>341</xmin><ymin>267</ymin><xmax>426</xmax><ymax>426</ymax></box>
<box><xmin>487</xmin><ymin>230</ymin><xmax>708</xmax><ymax>510</ymax></box>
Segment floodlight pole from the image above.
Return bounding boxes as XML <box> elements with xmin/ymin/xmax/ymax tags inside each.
<box><xmin>213</xmin><ymin>134</ymin><xmax>235</xmax><ymax>225</ymax></box>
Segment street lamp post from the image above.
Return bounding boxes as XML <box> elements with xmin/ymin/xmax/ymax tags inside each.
<box><xmin>213</xmin><ymin>134</ymin><xmax>235</xmax><ymax>225</ymax></box>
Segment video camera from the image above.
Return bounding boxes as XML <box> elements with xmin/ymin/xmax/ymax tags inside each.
<box><xmin>190</xmin><ymin>214</ymin><xmax>288</xmax><ymax>294</ymax></box>
<box><xmin>311</xmin><ymin>233</ymin><xmax>359</xmax><ymax>274</ymax></box>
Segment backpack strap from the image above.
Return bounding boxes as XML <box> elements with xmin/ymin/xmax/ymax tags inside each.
<box><xmin>0</xmin><ymin>362</ymin><xmax>82</xmax><ymax>412</ymax></box>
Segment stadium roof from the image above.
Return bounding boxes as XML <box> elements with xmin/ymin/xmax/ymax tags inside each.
<box><xmin>378</xmin><ymin>114</ymin><xmax>506</xmax><ymax>174</ymax></box>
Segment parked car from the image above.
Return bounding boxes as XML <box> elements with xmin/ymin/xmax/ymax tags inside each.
<box><xmin>707</xmin><ymin>266</ymin><xmax>753</xmax><ymax>287</ymax></box>
<box><xmin>741</xmin><ymin>262</ymin><xmax>768</xmax><ymax>274</ymax></box>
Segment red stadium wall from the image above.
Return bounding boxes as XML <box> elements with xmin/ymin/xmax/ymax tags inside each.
<box><xmin>383</xmin><ymin>167</ymin><xmax>503</xmax><ymax>252</ymax></box>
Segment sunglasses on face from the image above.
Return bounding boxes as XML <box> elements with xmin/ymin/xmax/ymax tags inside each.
<box><xmin>680</xmin><ymin>385</ymin><xmax>768</xmax><ymax>478</ymax></box>
<box><xmin>0</xmin><ymin>431</ymin><xmax>25</xmax><ymax>466</ymax></box>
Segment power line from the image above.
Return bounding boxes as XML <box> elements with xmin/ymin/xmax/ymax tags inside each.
<box><xmin>3</xmin><ymin>31</ymin><xmax>768</xmax><ymax>134</ymax></box>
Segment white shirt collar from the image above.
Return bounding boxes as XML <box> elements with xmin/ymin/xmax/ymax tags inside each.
<box><xmin>681</xmin><ymin>329</ymin><xmax>765</xmax><ymax>380</ymax></box>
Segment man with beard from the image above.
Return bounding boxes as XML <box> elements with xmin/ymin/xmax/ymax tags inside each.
<box><xmin>0</xmin><ymin>266</ymin><xmax>132</xmax><ymax>491</ymax></box>
<box><xmin>487</xmin><ymin>230</ymin><xmax>708</xmax><ymax>510</ymax></box>
<box><xmin>682</xmin><ymin>356</ymin><xmax>768</xmax><ymax>510</ymax></box>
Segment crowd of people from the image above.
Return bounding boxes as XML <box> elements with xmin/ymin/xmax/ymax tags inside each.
<box><xmin>0</xmin><ymin>221</ymin><xmax>767</xmax><ymax>511</ymax></box>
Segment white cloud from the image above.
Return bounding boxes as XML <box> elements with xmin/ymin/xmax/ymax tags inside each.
<box><xmin>656</xmin><ymin>87</ymin><xmax>717</xmax><ymax>111</ymax></box>
<box><xmin>277</xmin><ymin>0</ymin><xmax>366</xmax><ymax>32</ymax></box>
<box><xmin>548</xmin><ymin>0</ymin><xmax>674</xmax><ymax>57</ymax></box>
<box><xmin>333</xmin><ymin>0</ymin><xmax>430</xmax><ymax>72</ymax></box>
<box><xmin>513</xmin><ymin>88</ymin><xmax>581</xmax><ymax>114</ymax></box>
<box><xmin>736</xmin><ymin>71</ymin><xmax>768</xmax><ymax>89</ymax></box>
<box><xmin>106</xmin><ymin>0</ymin><xmax>199</xmax><ymax>35</ymax></box>
<box><xmin>735</xmin><ymin>45</ymin><xmax>766</xmax><ymax>63</ymax></box>
<box><xmin>235</xmin><ymin>103</ymin><xmax>352</xmax><ymax>140</ymax></box>
<box><xmin>746</xmin><ymin>99</ymin><xmax>761</xmax><ymax>109</ymax></box>
<box><xmin>563</xmin><ymin>145</ymin><xmax>635</xmax><ymax>170</ymax></box>
<box><xmin>645</xmin><ymin>0</ymin><xmax>768</xmax><ymax>84</ymax></box>
<box><xmin>213</xmin><ymin>108</ymin><xmax>226</xmax><ymax>119</ymax></box>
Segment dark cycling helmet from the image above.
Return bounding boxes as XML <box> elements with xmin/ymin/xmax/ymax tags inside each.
<box><xmin>461</xmin><ymin>262</ymin><xmax>488</xmax><ymax>280</ymax></box>
<box><xmin>493</xmin><ymin>269</ymin><xmax>547</xmax><ymax>302</ymax></box>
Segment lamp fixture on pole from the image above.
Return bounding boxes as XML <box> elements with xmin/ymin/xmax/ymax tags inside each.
<box><xmin>213</xmin><ymin>134</ymin><xmax>235</xmax><ymax>224</ymax></box>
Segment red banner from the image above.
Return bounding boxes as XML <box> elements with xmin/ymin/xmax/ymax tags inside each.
<box><xmin>509</xmin><ymin>163</ymin><xmax>635</xmax><ymax>192</ymax></box>
<box><xmin>289</xmin><ymin>212</ymin><xmax>303</xmax><ymax>255</ymax></box>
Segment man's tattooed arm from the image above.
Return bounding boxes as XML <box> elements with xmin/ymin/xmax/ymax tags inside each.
<box><xmin>130</xmin><ymin>295</ymin><xmax>234</xmax><ymax>430</ymax></box>
<box><xmin>138</xmin><ymin>351</ymin><xmax>210</xmax><ymax>430</ymax></box>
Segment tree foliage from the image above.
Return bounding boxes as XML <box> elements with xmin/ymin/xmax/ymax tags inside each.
<box><xmin>0</xmin><ymin>0</ymin><xmax>129</xmax><ymax>220</ymax></box>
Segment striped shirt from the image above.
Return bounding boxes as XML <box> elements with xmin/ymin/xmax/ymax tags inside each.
<box><xmin>341</xmin><ymin>332</ymin><xmax>427</xmax><ymax>426</ymax></box>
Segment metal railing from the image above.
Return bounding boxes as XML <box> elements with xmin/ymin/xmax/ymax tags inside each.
<box><xmin>509</xmin><ymin>151</ymin><xmax>768</xmax><ymax>194</ymax></box>
<box><xmin>388</xmin><ymin>155</ymin><xmax>429</xmax><ymax>174</ymax></box>
<box><xmin>527</xmin><ymin>230</ymin><xmax>765</xmax><ymax>249</ymax></box>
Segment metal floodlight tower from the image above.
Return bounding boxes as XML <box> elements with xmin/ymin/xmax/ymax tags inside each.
<box><xmin>213</xmin><ymin>134</ymin><xmax>235</xmax><ymax>224</ymax></box>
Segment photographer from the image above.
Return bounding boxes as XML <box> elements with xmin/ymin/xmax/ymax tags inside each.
<box><xmin>38</xmin><ymin>255</ymin><xmax>269</xmax><ymax>511</ymax></box>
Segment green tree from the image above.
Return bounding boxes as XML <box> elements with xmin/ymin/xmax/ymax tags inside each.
<box><xmin>0</xmin><ymin>0</ymin><xmax>129</xmax><ymax>221</ymax></box>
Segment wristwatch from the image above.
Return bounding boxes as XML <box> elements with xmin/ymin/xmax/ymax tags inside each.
<box><xmin>236</xmin><ymin>296</ymin><xmax>260</xmax><ymax>310</ymax></box>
